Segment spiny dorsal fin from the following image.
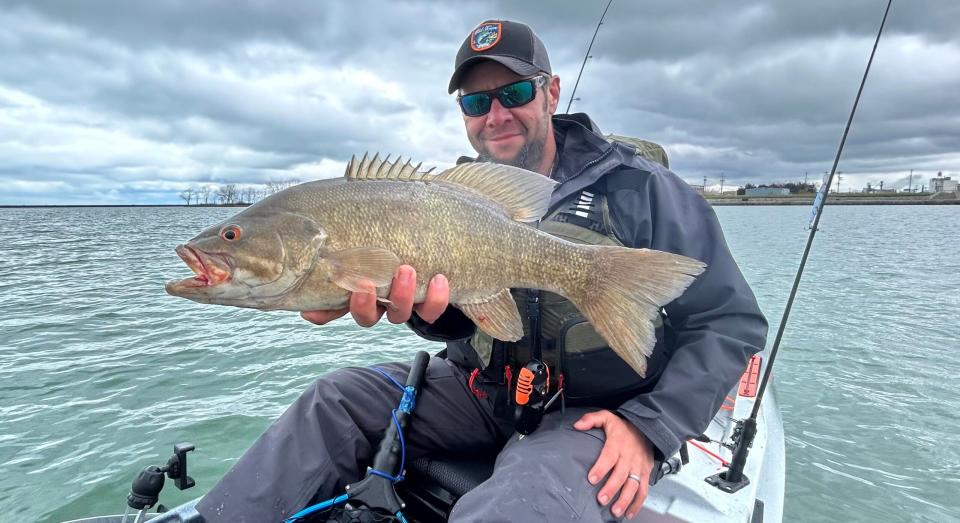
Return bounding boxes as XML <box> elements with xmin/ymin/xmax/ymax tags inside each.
<box><xmin>345</xmin><ymin>153</ymin><xmax>431</xmax><ymax>181</ymax></box>
<box><xmin>435</xmin><ymin>162</ymin><xmax>558</xmax><ymax>222</ymax></box>
<box><xmin>344</xmin><ymin>153</ymin><xmax>557</xmax><ymax>222</ymax></box>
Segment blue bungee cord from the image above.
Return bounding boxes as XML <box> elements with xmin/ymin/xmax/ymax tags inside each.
<box><xmin>284</xmin><ymin>364</ymin><xmax>420</xmax><ymax>523</ymax></box>
<box><xmin>369</xmin><ymin>367</ymin><xmax>411</xmax><ymax>483</ymax></box>
<box><xmin>371</xmin><ymin>366</ymin><xmax>405</xmax><ymax>391</ymax></box>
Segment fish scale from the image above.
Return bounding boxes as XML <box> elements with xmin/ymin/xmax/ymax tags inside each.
<box><xmin>166</xmin><ymin>156</ymin><xmax>705</xmax><ymax>376</ymax></box>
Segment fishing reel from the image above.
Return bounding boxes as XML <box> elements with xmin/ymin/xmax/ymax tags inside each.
<box><xmin>513</xmin><ymin>359</ymin><xmax>550</xmax><ymax>436</ymax></box>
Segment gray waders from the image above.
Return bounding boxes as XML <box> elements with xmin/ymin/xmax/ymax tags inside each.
<box><xmin>196</xmin><ymin>357</ymin><xmax>624</xmax><ymax>522</ymax></box>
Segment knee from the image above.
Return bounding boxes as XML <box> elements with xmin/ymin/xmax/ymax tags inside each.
<box><xmin>452</xmin><ymin>469</ymin><xmax>597</xmax><ymax>523</ymax></box>
<box><xmin>451</xmin><ymin>424</ymin><xmax>607</xmax><ymax>522</ymax></box>
<box><xmin>301</xmin><ymin>367</ymin><xmax>364</xmax><ymax>404</ymax></box>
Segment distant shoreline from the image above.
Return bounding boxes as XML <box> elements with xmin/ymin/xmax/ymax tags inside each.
<box><xmin>706</xmin><ymin>196</ymin><xmax>959</xmax><ymax>206</ymax></box>
<box><xmin>2</xmin><ymin>199</ymin><xmax>958</xmax><ymax>208</ymax></box>
<box><xmin>707</xmin><ymin>198</ymin><xmax>959</xmax><ymax>206</ymax></box>
<box><xmin>0</xmin><ymin>204</ymin><xmax>250</xmax><ymax>209</ymax></box>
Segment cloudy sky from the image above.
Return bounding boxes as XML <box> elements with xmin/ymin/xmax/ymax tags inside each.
<box><xmin>1</xmin><ymin>0</ymin><xmax>957</xmax><ymax>205</ymax></box>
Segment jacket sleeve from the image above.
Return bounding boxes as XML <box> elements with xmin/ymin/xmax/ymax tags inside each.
<box><xmin>406</xmin><ymin>306</ymin><xmax>476</xmax><ymax>342</ymax></box>
<box><xmin>607</xmin><ymin>166</ymin><xmax>769</xmax><ymax>459</ymax></box>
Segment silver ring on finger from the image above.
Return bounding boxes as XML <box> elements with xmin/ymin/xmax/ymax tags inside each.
<box><xmin>627</xmin><ymin>473</ymin><xmax>643</xmax><ymax>483</ymax></box>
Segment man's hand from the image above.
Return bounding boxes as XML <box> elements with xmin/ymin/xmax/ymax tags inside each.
<box><xmin>300</xmin><ymin>265</ymin><xmax>449</xmax><ymax>327</ymax></box>
<box><xmin>574</xmin><ymin>410</ymin><xmax>655</xmax><ymax>520</ymax></box>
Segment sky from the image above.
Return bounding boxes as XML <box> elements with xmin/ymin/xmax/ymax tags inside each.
<box><xmin>0</xmin><ymin>0</ymin><xmax>957</xmax><ymax>205</ymax></box>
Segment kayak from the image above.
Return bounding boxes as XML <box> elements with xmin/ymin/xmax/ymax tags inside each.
<box><xmin>396</xmin><ymin>353</ymin><xmax>785</xmax><ymax>523</ymax></box>
<box><xmin>63</xmin><ymin>351</ymin><xmax>784</xmax><ymax>523</ymax></box>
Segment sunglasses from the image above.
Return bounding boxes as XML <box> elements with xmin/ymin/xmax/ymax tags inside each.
<box><xmin>457</xmin><ymin>76</ymin><xmax>548</xmax><ymax>117</ymax></box>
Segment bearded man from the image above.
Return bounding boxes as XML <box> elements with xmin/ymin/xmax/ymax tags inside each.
<box><xmin>194</xmin><ymin>19</ymin><xmax>767</xmax><ymax>522</ymax></box>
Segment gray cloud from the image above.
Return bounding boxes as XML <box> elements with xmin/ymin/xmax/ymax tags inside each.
<box><xmin>0</xmin><ymin>0</ymin><xmax>957</xmax><ymax>204</ymax></box>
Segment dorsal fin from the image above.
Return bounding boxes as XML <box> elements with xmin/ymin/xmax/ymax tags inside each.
<box><xmin>435</xmin><ymin>162</ymin><xmax>558</xmax><ymax>222</ymax></box>
<box><xmin>343</xmin><ymin>152</ymin><xmax>557</xmax><ymax>222</ymax></box>
<box><xmin>345</xmin><ymin>153</ymin><xmax>433</xmax><ymax>182</ymax></box>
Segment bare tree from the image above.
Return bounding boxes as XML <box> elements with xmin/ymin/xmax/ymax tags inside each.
<box><xmin>179</xmin><ymin>188</ymin><xmax>194</xmax><ymax>205</ymax></box>
<box><xmin>265</xmin><ymin>178</ymin><xmax>302</xmax><ymax>196</ymax></box>
<box><xmin>242</xmin><ymin>186</ymin><xmax>256</xmax><ymax>205</ymax></box>
<box><xmin>216</xmin><ymin>184</ymin><xmax>239</xmax><ymax>205</ymax></box>
<box><xmin>199</xmin><ymin>185</ymin><xmax>212</xmax><ymax>205</ymax></box>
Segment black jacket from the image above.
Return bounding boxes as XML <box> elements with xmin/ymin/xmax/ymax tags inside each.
<box><xmin>408</xmin><ymin>113</ymin><xmax>768</xmax><ymax>459</ymax></box>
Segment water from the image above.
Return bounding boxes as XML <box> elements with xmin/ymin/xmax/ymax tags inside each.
<box><xmin>0</xmin><ymin>205</ymin><xmax>957</xmax><ymax>522</ymax></box>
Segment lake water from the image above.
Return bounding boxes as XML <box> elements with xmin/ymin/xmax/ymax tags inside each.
<box><xmin>0</xmin><ymin>205</ymin><xmax>957</xmax><ymax>522</ymax></box>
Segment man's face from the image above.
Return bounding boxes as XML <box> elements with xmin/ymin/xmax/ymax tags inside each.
<box><xmin>459</xmin><ymin>61</ymin><xmax>560</xmax><ymax>171</ymax></box>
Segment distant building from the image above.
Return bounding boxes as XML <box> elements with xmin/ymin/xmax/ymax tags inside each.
<box><xmin>930</xmin><ymin>174</ymin><xmax>958</xmax><ymax>193</ymax></box>
<box><xmin>745</xmin><ymin>187</ymin><xmax>790</xmax><ymax>197</ymax></box>
<box><xmin>862</xmin><ymin>183</ymin><xmax>896</xmax><ymax>194</ymax></box>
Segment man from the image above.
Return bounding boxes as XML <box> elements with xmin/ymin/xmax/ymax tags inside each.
<box><xmin>195</xmin><ymin>19</ymin><xmax>767</xmax><ymax>522</ymax></box>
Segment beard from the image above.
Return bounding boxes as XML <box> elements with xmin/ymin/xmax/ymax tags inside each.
<box><xmin>477</xmin><ymin>134</ymin><xmax>545</xmax><ymax>171</ymax></box>
<box><xmin>475</xmin><ymin>97</ymin><xmax>551</xmax><ymax>171</ymax></box>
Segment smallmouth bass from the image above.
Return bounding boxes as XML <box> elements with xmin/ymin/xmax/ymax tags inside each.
<box><xmin>166</xmin><ymin>154</ymin><xmax>705</xmax><ymax>376</ymax></box>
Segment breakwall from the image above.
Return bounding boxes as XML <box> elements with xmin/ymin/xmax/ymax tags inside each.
<box><xmin>706</xmin><ymin>197</ymin><xmax>959</xmax><ymax>206</ymax></box>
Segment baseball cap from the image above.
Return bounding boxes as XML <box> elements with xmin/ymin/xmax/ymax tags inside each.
<box><xmin>448</xmin><ymin>20</ymin><xmax>552</xmax><ymax>94</ymax></box>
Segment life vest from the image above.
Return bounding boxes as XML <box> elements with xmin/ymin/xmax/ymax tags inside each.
<box><xmin>470</xmin><ymin>137</ymin><xmax>672</xmax><ymax>405</ymax></box>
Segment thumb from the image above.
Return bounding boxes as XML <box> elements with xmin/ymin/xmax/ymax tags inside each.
<box><xmin>573</xmin><ymin>411</ymin><xmax>605</xmax><ymax>431</ymax></box>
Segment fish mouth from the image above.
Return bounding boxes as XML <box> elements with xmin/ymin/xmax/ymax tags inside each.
<box><xmin>166</xmin><ymin>245</ymin><xmax>234</xmax><ymax>292</ymax></box>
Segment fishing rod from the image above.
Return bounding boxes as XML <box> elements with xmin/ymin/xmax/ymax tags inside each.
<box><xmin>565</xmin><ymin>0</ymin><xmax>614</xmax><ymax>113</ymax></box>
<box><xmin>708</xmin><ymin>0</ymin><xmax>894</xmax><ymax>493</ymax></box>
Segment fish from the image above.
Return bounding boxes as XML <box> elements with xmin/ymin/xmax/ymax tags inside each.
<box><xmin>165</xmin><ymin>154</ymin><xmax>706</xmax><ymax>376</ymax></box>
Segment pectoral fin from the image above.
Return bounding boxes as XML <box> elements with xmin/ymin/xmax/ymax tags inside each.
<box><xmin>327</xmin><ymin>247</ymin><xmax>402</xmax><ymax>292</ymax></box>
<box><xmin>457</xmin><ymin>289</ymin><xmax>523</xmax><ymax>341</ymax></box>
<box><xmin>377</xmin><ymin>297</ymin><xmax>398</xmax><ymax>312</ymax></box>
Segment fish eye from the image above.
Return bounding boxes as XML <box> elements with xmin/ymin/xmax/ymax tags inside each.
<box><xmin>220</xmin><ymin>225</ymin><xmax>242</xmax><ymax>241</ymax></box>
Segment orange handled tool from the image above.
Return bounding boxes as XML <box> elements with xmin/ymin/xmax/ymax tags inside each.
<box><xmin>514</xmin><ymin>367</ymin><xmax>535</xmax><ymax>405</ymax></box>
<box><xmin>514</xmin><ymin>359</ymin><xmax>550</xmax><ymax>436</ymax></box>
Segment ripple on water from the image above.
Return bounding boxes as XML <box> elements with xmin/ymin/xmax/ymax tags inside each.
<box><xmin>1</xmin><ymin>205</ymin><xmax>957</xmax><ymax>522</ymax></box>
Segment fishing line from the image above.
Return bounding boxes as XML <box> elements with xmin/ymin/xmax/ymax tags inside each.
<box><xmin>717</xmin><ymin>0</ymin><xmax>895</xmax><ymax>489</ymax></box>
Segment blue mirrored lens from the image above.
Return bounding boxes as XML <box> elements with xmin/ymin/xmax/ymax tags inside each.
<box><xmin>498</xmin><ymin>81</ymin><xmax>535</xmax><ymax>108</ymax></box>
<box><xmin>459</xmin><ymin>79</ymin><xmax>539</xmax><ymax>116</ymax></box>
<box><xmin>460</xmin><ymin>94</ymin><xmax>492</xmax><ymax>116</ymax></box>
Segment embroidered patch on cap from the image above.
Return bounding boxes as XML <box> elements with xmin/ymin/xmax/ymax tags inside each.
<box><xmin>470</xmin><ymin>22</ymin><xmax>502</xmax><ymax>52</ymax></box>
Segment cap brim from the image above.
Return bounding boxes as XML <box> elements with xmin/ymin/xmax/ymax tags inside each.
<box><xmin>447</xmin><ymin>56</ymin><xmax>542</xmax><ymax>94</ymax></box>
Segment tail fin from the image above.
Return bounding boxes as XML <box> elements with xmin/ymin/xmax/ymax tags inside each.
<box><xmin>573</xmin><ymin>247</ymin><xmax>705</xmax><ymax>377</ymax></box>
